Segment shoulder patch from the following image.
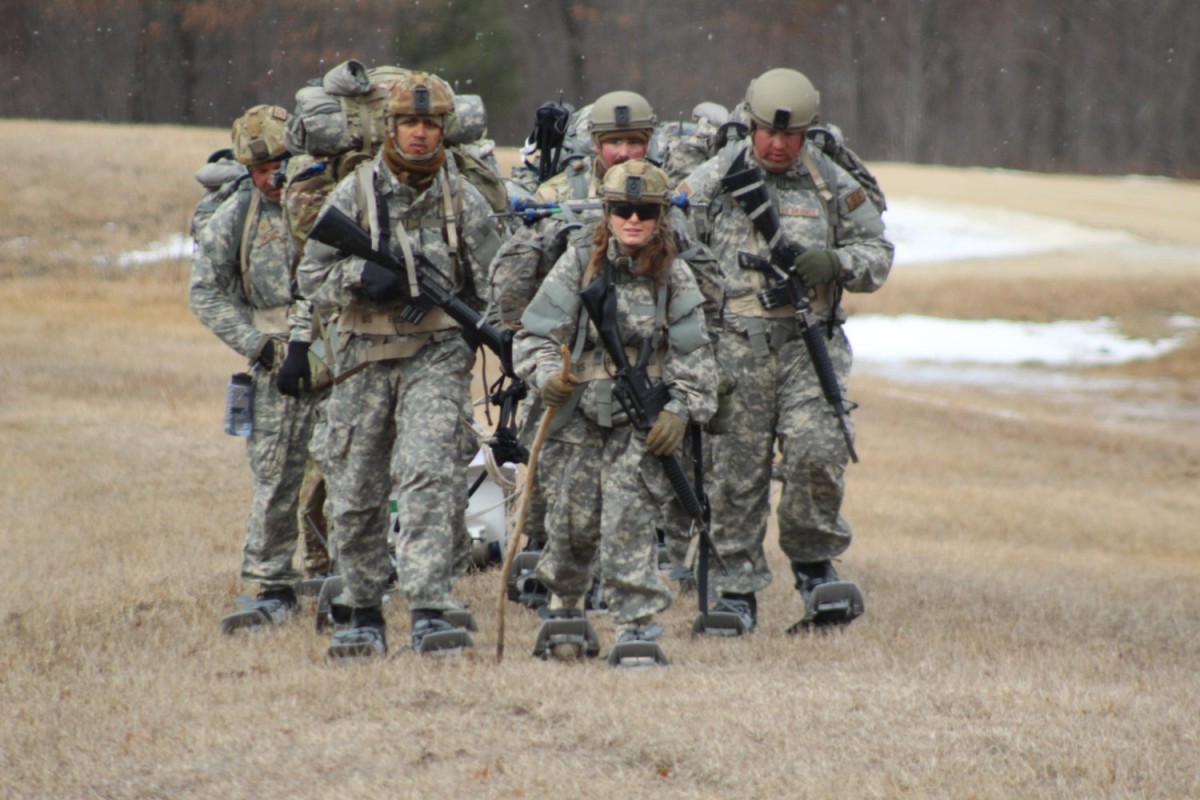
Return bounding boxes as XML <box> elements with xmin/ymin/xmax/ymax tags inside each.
<box><xmin>845</xmin><ymin>187</ymin><xmax>867</xmax><ymax>213</ymax></box>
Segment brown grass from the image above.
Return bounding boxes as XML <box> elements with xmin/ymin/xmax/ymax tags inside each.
<box><xmin>2</xmin><ymin>122</ymin><xmax>1199</xmax><ymax>799</ymax></box>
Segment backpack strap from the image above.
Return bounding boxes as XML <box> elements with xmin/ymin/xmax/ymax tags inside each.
<box><xmin>356</xmin><ymin>161</ymin><xmax>420</xmax><ymax>299</ymax></box>
<box><xmin>800</xmin><ymin>147</ymin><xmax>838</xmax><ymax>245</ymax></box>
<box><xmin>237</xmin><ymin>185</ymin><xmax>260</xmax><ymax>304</ymax></box>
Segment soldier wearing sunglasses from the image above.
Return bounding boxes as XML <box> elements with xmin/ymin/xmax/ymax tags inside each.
<box><xmin>512</xmin><ymin>160</ymin><xmax>718</xmax><ymax>663</ymax></box>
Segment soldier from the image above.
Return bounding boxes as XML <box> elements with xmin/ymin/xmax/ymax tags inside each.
<box><xmin>297</xmin><ymin>71</ymin><xmax>504</xmax><ymax>658</ymax></box>
<box><xmin>189</xmin><ymin>105</ymin><xmax>319</xmax><ymax>632</ymax></box>
<box><xmin>676</xmin><ymin>68</ymin><xmax>893</xmax><ymax>634</ymax></box>
<box><xmin>513</xmin><ymin>160</ymin><xmax>717</xmax><ymax>665</ymax></box>
<box><xmin>489</xmin><ymin>92</ymin><xmax>726</xmax><ymax>607</ymax></box>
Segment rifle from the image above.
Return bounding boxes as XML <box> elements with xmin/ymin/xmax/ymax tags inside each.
<box><xmin>737</xmin><ymin>251</ymin><xmax>858</xmax><ymax>462</ymax></box>
<box><xmin>577</xmin><ymin>266</ymin><xmax>726</xmax><ymax>572</ymax></box>
<box><xmin>532</xmin><ymin>99</ymin><xmax>573</xmax><ymax>185</ymax></box>
<box><xmin>308</xmin><ymin>205</ymin><xmax>517</xmax><ymax>378</ymax></box>
<box><xmin>490</xmin><ymin>195</ymin><xmax>707</xmax><ymax>226</ymax></box>
<box><xmin>720</xmin><ymin>154</ymin><xmax>858</xmax><ymax>462</ymax></box>
<box><xmin>484</xmin><ymin>380</ymin><xmax>529</xmax><ymax>467</ymax></box>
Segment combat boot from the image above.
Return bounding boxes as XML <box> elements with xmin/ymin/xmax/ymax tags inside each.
<box><xmin>786</xmin><ymin>560</ymin><xmax>864</xmax><ymax>634</ymax></box>
<box><xmin>219</xmin><ymin>586</ymin><xmax>297</xmax><ymax>634</ymax></box>
<box><xmin>607</xmin><ymin>621</ymin><xmax>668</xmax><ymax>668</ymax></box>
<box><xmin>326</xmin><ymin>605</ymin><xmax>387</xmax><ymax>660</ymax></box>
<box><xmin>411</xmin><ymin>610</ymin><xmax>475</xmax><ymax>656</ymax></box>
<box><xmin>533</xmin><ymin>594</ymin><xmax>600</xmax><ymax>661</ymax></box>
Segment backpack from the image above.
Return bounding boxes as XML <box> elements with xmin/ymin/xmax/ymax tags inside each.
<box><xmin>805</xmin><ymin>125</ymin><xmax>887</xmax><ymax>212</ymax></box>
<box><xmin>190</xmin><ymin>148</ymin><xmax>248</xmax><ymax>243</ymax></box>
<box><xmin>284</xmin><ymin>61</ymin><xmax>408</xmax><ymax>159</ymax></box>
<box><xmin>451</xmin><ymin>148</ymin><xmax>509</xmax><ymax>214</ymax></box>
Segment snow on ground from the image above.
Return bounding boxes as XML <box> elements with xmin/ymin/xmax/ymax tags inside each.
<box><xmin>858</xmin><ymin>199</ymin><xmax>1199</xmax><ymax>370</ymax></box>
<box><xmin>109</xmin><ymin>234</ymin><xmax>193</xmax><ymax>266</ymax></box>
<box><xmin>885</xmin><ymin>199</ymin><xmax>1138</xmax><ymax>266</ymax></box>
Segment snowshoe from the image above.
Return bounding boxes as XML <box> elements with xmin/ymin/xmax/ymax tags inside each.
<box><xmin>326</xmin><ymin>624</ymin><xmax>387</xmax><ymax>660</ymax></box>
<box><xmin>607</xmin><ymin>623</ymin><xmax>669</xmax><ymax>668</ymax></box>
<box><xmin>443</xmin><ymin>606</ymin><xmax>479</xmax><ymax>632</ymax></box>
<box><xmin>507</xmin><ymin>550</ymin><xmax>548</xmax><ymax>608</ymax></box>
<box><xmin>533</xmin><ymin>603</ymin><xmax>600</xmax><ymax>661</ymax></box>
<box><xmin>219</xmin><ymin>589</ymin><xmax>296</xmax><ymax>634</ymax></box>
<box><xmin>786</xmin><ymin>561</ymin><xmax>864</xmax><ymax>634</ymax></box>
<box><xmin>411</xmin><ymin>613</ymin><xmax>474</xmax><ymax>656</ymax></box>
<box><xmin>692</xmin><ymin>592</ymin><xmax>756</xmax><ymax>637</ymax></box>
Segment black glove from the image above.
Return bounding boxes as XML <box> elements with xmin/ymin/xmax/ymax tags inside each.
<box><xmin>275</xmin><ymin>341</ymin><xmax>312</xmax><ymax>397</ymax></box>
<box><xmin>793</xmin><ymin>249</ymin><xmax>841</xmax><ymax>289</ymax></box>
<box><xmin>359</xmin><ymin>261</ymin><xmax>405</xmax><ymax>305</ymax></box>
<box><xmin>253</xmin><ymin>339</ymin><xmax>277</xmax><ymax>370</ymax></box>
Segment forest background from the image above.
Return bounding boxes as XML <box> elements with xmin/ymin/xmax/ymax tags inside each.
<box><xmin>2</xmin><ymin>0</ymin><xmax>1198</xmax><ymax>178</ymax></box>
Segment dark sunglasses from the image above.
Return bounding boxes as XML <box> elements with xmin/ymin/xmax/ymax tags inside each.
<box><xmin>608</xmin><ymin>202</ymin><xmax>662</xmax><ymax>221</ymax></box>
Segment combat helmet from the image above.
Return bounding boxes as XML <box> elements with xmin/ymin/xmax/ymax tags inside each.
<box><xmin>386</xmin><ymin>71</ymin><xmax>455</xmax><ymax>127</ymax></box>
<box><xmin>745</xmin><ymin>68</ymin><xmax>820</xmax><ymax>131</ymax></box>
<box><xmin>590</xmin><ymin>90</ymin><xmax>657</xmax><ymax>144</ymax></box>
<box><xmin>599</xmin><ymin>159</ymin><xmax>672</xmax><ymax>205</ymax></box>
<box><xmin>231</xmin><ymin>105</ymin><xmax>290</xmax><ymax>166</ymax></box>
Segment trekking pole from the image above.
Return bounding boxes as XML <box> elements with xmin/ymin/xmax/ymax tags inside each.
<box><xmin>496</xmin><ymin>344</ymin><xmax>571</xmax><ymax>663</ymax></box>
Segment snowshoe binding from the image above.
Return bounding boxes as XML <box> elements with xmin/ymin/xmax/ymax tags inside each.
<box><xmin>786</xmin><ymin>561</ymin><xmax>864</xmax><ymax>634</ymax></box>
<box><xmin>692</xmin><ymin>592</ymin><xmax>756</xmax><ymax>637</ymax></box>
<box><xmin>507</xmin><ymin>549</ymin><xmax>549</xmax><ymax>609</ymax></box>
<box><xmin>219</xmin><ymin>588</ymin><xmax>296</xmax><ymax>634</ymax></box>
<box><xmin>533</xmin><ymin>596</ymin><xmax>600</xmax><ymax>661</ymax></box>
<box><xmin>607</xmin><ymin>623</ymin><xmax>669</xmax><ymax>668</ymax></box>
<box><xmin>326</xmin><ymin>606</ymin><xmax>388</xmax><ymax>660</ymax></box>
<box><xmin>411</xmin><ymin>611</ymin><xmax>475</xmax><ymax>656</ymax></box>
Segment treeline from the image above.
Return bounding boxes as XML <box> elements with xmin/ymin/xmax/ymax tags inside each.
<box><xmin>2</xmin><ymin>0</ymin><xmax>1197</xmax><ymax>177</ymax></box>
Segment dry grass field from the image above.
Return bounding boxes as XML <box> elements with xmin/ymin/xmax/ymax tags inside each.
<box><xmin>2</xmin><ymin>120</ymin><xmax>1198</xmax><ymax>799</ymax></box>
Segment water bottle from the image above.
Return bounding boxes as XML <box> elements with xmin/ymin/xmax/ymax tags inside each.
<box><xmin>223</xmin><ymin>372</ymin><xmax>254</xmax><ymax>436</ymax></box>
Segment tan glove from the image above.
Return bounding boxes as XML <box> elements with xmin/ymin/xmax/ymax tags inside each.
<box><xmin>645</xmin><ymin>411</ymin><xmax>686</xmax><ymax>455</ymax></box>
<box><xmin>541</xmin><ymin>373</ymin><xmax>577</xmax><ymax>407</ymax></box>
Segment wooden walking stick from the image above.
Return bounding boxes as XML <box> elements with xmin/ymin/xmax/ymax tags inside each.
<box><xmin>496</xmin><ymin>344</ymin><xmax>571</xmax><ymax>663</ymax></box>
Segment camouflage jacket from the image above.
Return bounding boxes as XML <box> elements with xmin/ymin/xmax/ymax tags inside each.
<box><xmin>297</xmin><ymin>151</ymin><xmax>503</xmax><ymax>359</ymax></box>
<box><xmin>514</xmin><ymin>235</ymin><xmax>718</xmax><ymax>429</ymax></box>
<box><xmin>677</xmin><ymin>139</ymin><xmax>893</xmax><ymax>329</ymax></box>
<box><xmin>189</xmin><ymin>184</ymin><xmax>296</xmax><ymax>361</ymax></box>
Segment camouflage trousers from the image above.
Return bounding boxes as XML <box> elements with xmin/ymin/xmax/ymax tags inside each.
<box><xmin>533</xmin><ymin>416</ymin><xmax>673</xmax><ymax>625</ymax></box>
<box><xmin>297</xmin><ymin>454</ymin><xmax>332</xmax><ymax>576</ymax></box>
<box><xmin>241</xmin><ymin>368</ymin><xmax>317</xmax><ymax>590</ymax></box>
<box><xmin>320</xmin><ymin>335</ymin><xmax>475</xmax><ymax>610</ymax></box>
<box><xmin>707</xmin><ymin>325</ymin><xmax>856</xmax><ymax>595</ymax></box>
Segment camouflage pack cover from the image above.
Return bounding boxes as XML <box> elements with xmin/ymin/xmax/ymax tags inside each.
<box><xmin>285</xmin><ymin>60</ymin><xmax>410</xmax><ymax>158</ymax></box>
<box><xmin>445</xmin><ymin>94</ymin><xmax>488</xmax><ymax>146</ymax></box>
<box><xmin>281</xmin><ymin>149</ymin><xmax>374</xmax><ymax>258</ymax></box>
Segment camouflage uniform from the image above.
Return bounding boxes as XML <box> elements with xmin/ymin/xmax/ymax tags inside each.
<box><xmin>297</xmin><ymin>152</ymin><xmax>502</xmax><ymax>612</ymax></box>
<box><xmin>513</xmin><ymin>233</ymin><xmax>718</xmax><ymax>625</ymax></box>
<box><xmin>189</xmin><ymin>183</ymin><xmax>317</xmax><ymax>591</ymax></box>
<box><xmin>676</xmin><ymin>137</ymin><xmax>893</xmax><ymax>595</ymax></box>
